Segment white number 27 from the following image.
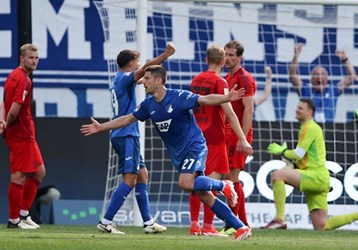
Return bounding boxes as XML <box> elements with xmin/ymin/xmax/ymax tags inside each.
<box><xmin>182</xmin><ymin>158</ymin><xmax>195</xmax><ymax>170</ymax></box>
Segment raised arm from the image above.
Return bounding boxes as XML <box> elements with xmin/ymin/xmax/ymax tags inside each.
<box><xmin>80</xmin><ymin>114</ymin><xmax>138</xmax><ymax>136</ymax></box>
<box><xmin>254</xmin><ymin>66</ymin><xmax>272</xmax><ymax>106</ymax></box>
<box><xmin>134</xmin><ymin>43</ymin><xmax>176</xmax><ymax>82</ymax></box>
<box><xmin>197</xmin><ymin>85</ymin><xmax>245</xmax><ymax>106</ymax></box>
<box><xmin>289</xmin><ymin>44</ymin><xmax>303</xmax><ymax>90</ymax></box>
<box><xmin>221</xmin><ymin>102</ymin><xmax>253</xmax><ymax>155</ymax></box>
<box><xmin>336</xmin><ymin>50</ymin><xmax>357</xmax><ymax>91</ymax></box>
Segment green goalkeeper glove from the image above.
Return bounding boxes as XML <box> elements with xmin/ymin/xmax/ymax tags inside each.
<box><xmin>267</xmin><ymin>142</ymin><xmax>287</xmax><ymax>155</ymax></box>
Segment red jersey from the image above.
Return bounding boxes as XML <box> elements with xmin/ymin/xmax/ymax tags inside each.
<box><xmin>225</xmin><ymin>67</ymin><xmax>256</xmax><ymax>126</ymax></box>
<box><xmin>191</xmin><ymin>70</ymin><xmax>228</xmax><ymax>145</ymax></box>
<box><xmin>3</xmin><ymin>67</ymin><xmax>36</xmax><ymax>141</ymax></box>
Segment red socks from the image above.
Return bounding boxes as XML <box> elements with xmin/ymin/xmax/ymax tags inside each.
<box><xmin>8</xmin><ymin>182</ymin><xmax>23</xmax><ymax>219</ymax></box>
<box><xmin>22</xmin><ymin>177</ymin><xmax>40</xmax><ymax>211</ymax></box>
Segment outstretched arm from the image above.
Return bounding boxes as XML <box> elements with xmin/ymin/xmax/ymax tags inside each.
<box><xmin>80</xmin><ymin>114</ymin><xmax>138</xmax><ymax>136</ymax></box>
<box><xmin>134</xmin><ymin>43</ymin><xmax>176</xmax><ymax>82</ymax></box>
<box><xmin>222</xmin><ymin>102</ymin><xmax>253</xmax><ymax>155</ymax></box>
<box><xmin>289</xmin><ymin>44</ymin><xmax>303</xmax><ymax>90</ymax></box>
<box><xmin>197</xmin><ymin>85</ymin><xmax>245</xmax><ymax>106</ymax></box>
<box><xmin>255</xmin><ymin>66</ymin><xmax>272</xmax><ymax>106</ymax></box>
<box><xmin>336</xmin><ymin>50</ymin><xmax>356</xmax><ymax>91</ymax></box>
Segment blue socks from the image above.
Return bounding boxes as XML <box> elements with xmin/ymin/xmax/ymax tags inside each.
<box><xmin>211</xmin><ymin>199</ymin><xmax>245</xmax><ymax>229</ymax></box>
<box><xmin>135</xmin><ymin>183</ymin><xmax>152</xmax><ymax>222</ymax></box>
<box><xmin>104</xmin><ymin>182</ymin><xmax>132</xmax><ymax>221</ymax></box>
<box><xmin>193</xmin><ymin>175</ymin><xmax>224</xmax><ymax>192</ymax></box>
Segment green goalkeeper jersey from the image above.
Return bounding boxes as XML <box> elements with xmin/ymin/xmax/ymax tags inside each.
<box><xmin>296</xmin><ymin>119</ymin><xmax>326</xmax><ymax>171</ymax></box>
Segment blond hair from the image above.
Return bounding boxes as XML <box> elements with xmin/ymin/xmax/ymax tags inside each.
<box><xmin>20</xmin><ymin>43</ymin><xmax>38</xmax><ymax>56</ymax></box>
<box><xmin>207</xmin><ymin>45</ymin><xmax>225</xmax><ymax>65</ymax></box>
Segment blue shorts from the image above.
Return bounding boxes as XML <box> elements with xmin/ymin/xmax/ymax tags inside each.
<box><xmin>111</xmin><ymin>136</ymin><xmax>145</xmax><ymax>175</ymax></box>
<box><xmin>177</xmin><ymin>148</ymin><xmax>208</xmax><ymax>174</ymax></box>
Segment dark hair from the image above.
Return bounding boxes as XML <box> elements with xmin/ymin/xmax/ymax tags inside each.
<box><xmin>224</xmin><ymin>40</ymin><xmax>244</xmax><ymax>57</ymax></box>
<box><xmin>116</xmin><ymin>50</ymin><xmax>140</xmax><ymax>68</ymax></box>
<box><xmin>144</xmin><ymin>65</ymin><xmax>167</xmax><ymax>84</ymax></box>
<box><xmin>300</xmin><ymin>98</ymin><xmax>316</xmax><ymax>115</ymax></box>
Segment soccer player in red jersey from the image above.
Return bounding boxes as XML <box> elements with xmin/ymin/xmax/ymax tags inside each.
<box><xmin>189</xmin><ymin>45</ymin><xmax>253</xmax><ymax>236</ymax></box>
<box><xmin>0</xmin><ymin>44</ymin><xmax>44</xmax><ymax>229</ymax></box>
<box><xmin>220</xmin><ymin>40</ymin><xmax>256</xmax><ymax>235</ymax></box>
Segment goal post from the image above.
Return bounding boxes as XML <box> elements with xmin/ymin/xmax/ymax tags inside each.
<box><xmin>95</xmin><ymin>0</ymin><xmax>358</xmax><ymax>229</ymax></box>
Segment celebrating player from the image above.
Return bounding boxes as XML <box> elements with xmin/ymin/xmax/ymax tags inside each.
<box><xmin>189</xmin><ymin>45</ymin><xmax>252</xmax><ymax>236</ymax></box>
<box><xmin>95</xmin><ymin>43</ymin><xmax>175</xmax><ymax>234</ymax></box>
<box><xmin>262</xmin><ymin>98</ymin><xmax>358</xmax><ymax>230</ymax></box>
<box><xmin>81</xmin><ymin>65</ymin><xmax>252</xmax><ymax>241</ymax></box>
<box><xmin>1</xmin><ymin>44</ymin><xmax>44</xmax><ymax>229</ymax></box>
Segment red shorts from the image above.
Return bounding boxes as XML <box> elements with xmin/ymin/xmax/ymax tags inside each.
<box><xmin>205</xmin><ymin>142</ymin><xmax>229</xmax><ymax>176</ymax></box>
<box><xmin>6</xmin><ymin>139</ymin><xmax>44</xmax><ymax>174</ymax></box>
<box><xmin>226</xmin><ymin>130</ymin><xmax>253</xmax><ymax>170</ymax></box>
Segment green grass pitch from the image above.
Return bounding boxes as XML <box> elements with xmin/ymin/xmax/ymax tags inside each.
<box><xmin>0</xmin><ymin>225</ymin><xmax>357</xmax><ymax>250</ymax></box>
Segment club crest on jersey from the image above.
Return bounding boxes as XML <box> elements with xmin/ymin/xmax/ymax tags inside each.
<box><xmin>166</xmin><ymin>105</ymin><xmax>173</xmax><ymax>113</ymax></box>
<box><xmin>155</xmin><ymin>119</ymin><xmax>172</xmax><ymax>132</ymax></box>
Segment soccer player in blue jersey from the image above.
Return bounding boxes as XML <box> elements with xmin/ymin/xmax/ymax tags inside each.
<box><xmin>81</xmin><ymin>65</ymin><xmax>252</xmax><ymax>241</ymax></box>
<box><xmin>289</xmin><ymin>44</ymin><xmax>356</xmax><ymax>123</ymax></box>
<box><xmin>95</xmin><ymin>43</ymin><xmax>175</xmax><ymax>234</ymax></box>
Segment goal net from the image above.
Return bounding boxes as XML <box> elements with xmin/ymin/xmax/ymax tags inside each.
<box><xmin>95</xmin><ymin>0</ymin><xmax>358</xmax><ymax>229</ymax></box>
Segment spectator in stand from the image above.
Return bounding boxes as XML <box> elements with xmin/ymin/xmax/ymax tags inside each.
<box><xmin>289</xmin><ymin>44</ymin><xmax>356</xmax><ymax>123</ymax></box>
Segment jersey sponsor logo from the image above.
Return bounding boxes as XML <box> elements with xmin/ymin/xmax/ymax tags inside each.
<box><xmin>155</xmin><ymin>119</ymin><xmax>172</xmax><ymax>132</ymax></box>
<box><xmin>150</xmin><ymin>110</ymin><xmax>156</xmax><ymax>115</ymax></box>
<box><xmin>125</xmin><ymin>157</ymin><xmax>133</xmax><ymax>161</ymax></box>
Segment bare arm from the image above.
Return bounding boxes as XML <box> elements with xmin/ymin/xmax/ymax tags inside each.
<box><xmin>198</xmin><ymin>86</ymin><xmax>245</xmax><ymax>106</ymax></box>
<box><xmin>336</xmin><ymin>50</ymin><xmax>357</xmax><ymax>91</ymax></box>
<box><xmin>6</xmin><ymin>102</ymin><xmax>21</xmax><ymax>128</ymax></box>
<box><xmin>222</xmin><ymin>102</ymin><xmax>253</xmax><ymax>155</ymax></box>
<box><xmin>289</xmin><ymin>44</ymin><xmax>303</xmax><ymax>90</ymax></box>
<box><xmin>134</xmin><ymin>43</ymin><xmax>176</xmax><ymax>82</ymax></box>
<box><xmin>80</xmin><ymin>114</ymin><xmax>138</xmax><ymax>136</ymax></box>
<box><xmin>255</xmin><ymin>66</ymin><xmax>272</xmax><ymax>106</ymax></box>
<box><xmin>241</xmin><ymin>96</ymin><xmax>254</xmax><ymax>136</ymax></box>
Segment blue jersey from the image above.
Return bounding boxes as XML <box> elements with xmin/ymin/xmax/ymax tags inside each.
<box><xmin>110</xmin><ymin>71</ymin><xmax>140</xmax><ymax>138</ymax></box>
<box><xmin>298</xmin><ymin>83</ymin><xmax>341</xmax><ymax>123</ymax></box>
<box><xmin>133</xmin><ymin>89</ymin><xmax>207</xmax><ymax>168</ymax></box>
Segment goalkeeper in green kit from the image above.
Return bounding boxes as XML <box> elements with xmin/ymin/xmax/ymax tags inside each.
<box><xmin>262</xmin><ymin>98</ymin><xmax>358</xmax><ymax>230</ymax></box>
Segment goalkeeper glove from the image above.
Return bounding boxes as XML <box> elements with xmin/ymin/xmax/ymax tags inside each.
<box><xmin>267</xmin><ymin>142</ymin><xmax>287</xmax><ymax>155</ymax></box>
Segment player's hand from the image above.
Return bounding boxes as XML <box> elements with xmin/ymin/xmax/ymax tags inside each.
<box><xmin>165</xmin><ymin>42</ymin><xmax>176</xmax><ymax>56</ymax></box>
<box><xmin>267</xmin><ymin>142</ymin><xmax>287</xmax><ymax>155</ymax></box>
<box><xmin>236</xmin><ymin>139</ymin><xmax>253</xmax><ymax>156</ymax></box>
<box><xmin>228</xmin><ymin>85</ymin><xmax>245</xmax><ymax>102</ymax></box>
<box><xmin>294</xmin><ymin>44</ymin><xmax>303</xmax><ymax>56</ymax></box>
<box><xmin>265</xmin><ymin>66</ymin><xmax>272</xmax><ymax>78</ymax></box>
<box><xmin>80</xmin><ymin>117</ymin><xmax>101</xmax><ymax>136</ymax></box>
<box><xmin>0</xmin><ymin>120</ymin><xmax>6</xmax><ymax>135</ymax></box>
<box><xmin>335</xmin><ymin>50</ymin><xmax>347</xmax><ymax>60</ymax></box>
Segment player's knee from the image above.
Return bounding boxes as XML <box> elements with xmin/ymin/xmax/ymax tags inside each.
<box><xmin>178</xmin><ymin>180</ymin><xmax>193</xmax><ymax>192</ymax></box>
